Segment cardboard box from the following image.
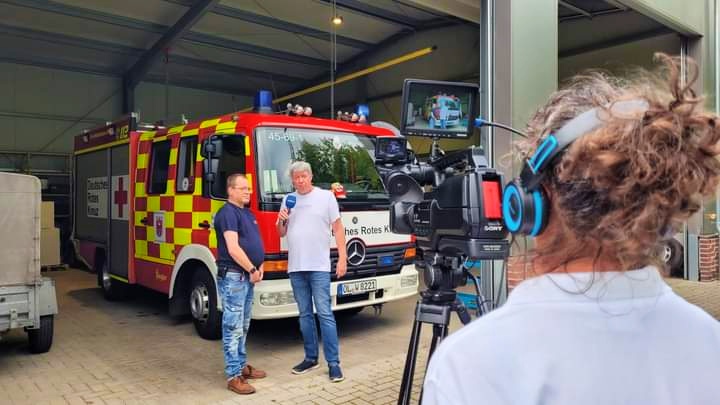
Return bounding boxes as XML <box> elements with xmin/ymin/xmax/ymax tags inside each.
<box><xmin>41</xmin><ymin>227</ymin><xmax>61</xmax><ymax>266</ymax></box>
<box><xmin>41</xmin><ymin>201</ymin><xmax>55</xmax><ymax>229</ymax></box>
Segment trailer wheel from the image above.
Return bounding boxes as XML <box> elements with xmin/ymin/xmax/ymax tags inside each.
<box><xmin>190</xmin><ymin>270</ymin><xmax>222</xmax><ymax>340</ymax></box>
<box><xmin>27</xmin><ymin>315</ymin><xmax>53</xmax><ymax>354</ymax></box>
<box><xmin>97</xmin><ymin>257</ymin><xmax>130</xmax><ymax>301</ymax></box>
<box><xmin>663</xmin><ymin>239</ymin><xmax>684</xmax><ymax>278</ymax></box>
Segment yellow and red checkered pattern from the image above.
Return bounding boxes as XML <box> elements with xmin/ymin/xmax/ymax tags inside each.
<box><xmin>133</xmin><ymin>115</ymin><xmax>250</xmax><ymax>266</ymax></box>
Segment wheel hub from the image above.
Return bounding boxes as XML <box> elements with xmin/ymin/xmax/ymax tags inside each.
<box><xmin>662</xmin><ymin>246</ymin><xmax>672</xmax><ymax>263</ymax></box>
<box><xmin>102</xmin><ymin>264</ymin><xmax>112</xmax><ymax>290</ymax></box>
<box><xmin>190</xmin><ymin>284</ymin><xmax>210</xmax><ymax>323</ymax></box>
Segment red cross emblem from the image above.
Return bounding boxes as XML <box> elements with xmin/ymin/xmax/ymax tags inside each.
<box><xmin>114</xmin><ymin>176</ymin><xmax>128</xmax><ymax>218</ymax></box>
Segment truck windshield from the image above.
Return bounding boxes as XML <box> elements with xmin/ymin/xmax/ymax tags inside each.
<box><xmin>255</xmin><ymin>127</ymin><xmax>388</xmax><ymax>203</ymax></box>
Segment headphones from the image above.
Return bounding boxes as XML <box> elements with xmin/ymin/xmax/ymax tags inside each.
<box><xmin>502</xmin><ymin>99</ymin><xmax>648</xmax><ymax>237</ymax></box>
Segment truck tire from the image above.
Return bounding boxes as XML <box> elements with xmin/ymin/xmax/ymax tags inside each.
<box><xmin>663</xmin><ymin>239</ymin><xmax>684</xmax><ymax>278</ymax></box>
<box><xmin>190</xmin><ymin>270</ymin><xmax>222</xmax><ymax>340</ymax></box>
<box><xmin>98</xmin><ymin>258</ymin><xmax>130</xmax><ymax>301</ymax></box>
<box><xmin>27</xmin><ymin>315</ymin><xmax>53</xmax><ymax>354</ymax></box>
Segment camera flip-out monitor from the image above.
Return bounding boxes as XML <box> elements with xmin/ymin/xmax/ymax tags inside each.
<box><xmin>375</xmin><ymin>137</ymin><xmax>408</xmax><ymax>164</ymax></box>
<box><xmin>400</xmin><ymin>79</ymin><xmax>479</xmax><ymax>138</ymax></box>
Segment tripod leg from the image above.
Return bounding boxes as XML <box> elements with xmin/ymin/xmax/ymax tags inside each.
<box><xmin>398</xmin><ymin>303</ymin><xmax>423</xmax><ymax>405</ymax></box>
<box><xmin>418</xmin><ymin>322</ymin><xmax>450</xmax><ymax>405</ymax></box>
<box><xmin>427</xmin><ymin>324</ymin><xmax>447</xmax><ymax>360</ymax></box>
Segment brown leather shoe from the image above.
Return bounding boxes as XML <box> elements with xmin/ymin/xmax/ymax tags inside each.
<box><xmin>227</xmin><ymin>376</ymin><xmax>255</xmax><ymax>395</ymax></box>
<box><xmin>242</xmin><ymin>364</ymin><xmax>267</xmax><ymax>379</ymax></box>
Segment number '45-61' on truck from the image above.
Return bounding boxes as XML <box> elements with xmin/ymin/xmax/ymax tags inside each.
<box><xmin>72</xmin><ymin>105</ymin><xmax>419</xmax><ymax>340</ymax></box>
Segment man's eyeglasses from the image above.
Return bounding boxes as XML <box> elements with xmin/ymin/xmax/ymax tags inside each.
<box><xmin>230</xmin><ymin>186</ymin><xmax>250</xmax><ymax>191</ymax></box>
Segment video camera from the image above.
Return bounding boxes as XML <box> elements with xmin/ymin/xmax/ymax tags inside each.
<box><xmin>374</xmin><ymin>79</ymin><xmax>509</xmax><ymax>292</ymax></box>
<box><xmin>385</xmin><ymin>79</ymin><xmax>514</xmax><ymax>405</ymax></box>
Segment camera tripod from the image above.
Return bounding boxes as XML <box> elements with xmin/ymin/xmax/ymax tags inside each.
<box><xmin>397</xmin><ymin>269</ymin><xmax>488</xmax><ymax>405</ymax></box>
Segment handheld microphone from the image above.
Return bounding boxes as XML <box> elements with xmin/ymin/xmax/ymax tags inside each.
<box><xmin>282</xmin><ymin>194</ymin><xmax>297</xmax><ymax>226</ymax></box>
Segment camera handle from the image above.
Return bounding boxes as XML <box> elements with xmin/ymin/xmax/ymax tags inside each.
<box><xmin>397</xmin><ymin>282</ymin><xmax>472</xmax><ymax>405</ymax></box>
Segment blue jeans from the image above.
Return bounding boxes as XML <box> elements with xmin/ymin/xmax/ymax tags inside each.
<box><xmin>218</xmin><ymin>271</ymin><xmax>254</xmax><ymax>379</ymax></box>
<box><xmin>289</xmin><ymin>271</ymin><xmax>340</xmax><ymax>366</ymax></box>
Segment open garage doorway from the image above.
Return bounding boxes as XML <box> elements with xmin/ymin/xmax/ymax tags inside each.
<box><xmin>557</xmin><ymin>0</ymin><xmax>691</xmax><ymax>279</ymax></box>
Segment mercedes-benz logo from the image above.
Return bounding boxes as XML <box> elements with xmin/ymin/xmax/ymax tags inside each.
<box><xmin>346</xmin><ymin>239</ymin><xmax>366</xmax><ymax>266</ymax></box>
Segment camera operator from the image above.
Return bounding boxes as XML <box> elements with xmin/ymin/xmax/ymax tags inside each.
<box><xmin>423</xmin><ymin>54</ymin><xmax>720</xmax><ymax>404</ymax></box>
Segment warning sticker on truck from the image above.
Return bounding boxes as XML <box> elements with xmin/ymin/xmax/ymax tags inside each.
<box><xmin>87</xmin><ymin>177</ymin><xmax>108</xmax><ymax>219</ymax></box>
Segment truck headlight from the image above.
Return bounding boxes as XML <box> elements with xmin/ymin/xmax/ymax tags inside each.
<box><xmin>259</xmin><ymin>292</ymin><xmax>296</xmax><ymax>306</ymax></box>
<box><xmin>401</xmin><ymin>274</ymin><xmax>418</xmax><ymax>288</ymax></box>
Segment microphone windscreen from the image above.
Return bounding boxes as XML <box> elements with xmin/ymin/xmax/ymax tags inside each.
<box><xmin>286</xmin><ymin>194</ymin><xmax>297</xmax><ymax>209</ymax></box>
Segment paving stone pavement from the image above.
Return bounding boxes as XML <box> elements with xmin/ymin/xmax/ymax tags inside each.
<box><xmin>1</xmin><ymin>269</ymin><xmax>719</xmax><ymax>404</ymax></box>
<box><xmin>0</xmin><ymin>269</ymin><xmax>432</xmax><ymax>405</ymax></box>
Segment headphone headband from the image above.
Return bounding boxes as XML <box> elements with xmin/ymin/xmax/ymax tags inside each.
<box><xmin>520</xmin><ymin>99</ymin><xmax>648</xmax><ymax>190</ymax></box>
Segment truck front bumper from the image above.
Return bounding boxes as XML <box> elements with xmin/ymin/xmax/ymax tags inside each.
<box><xmin>250</xmin><ymin>265</ymin><xmax>419</xmax><ymax>319</ymax></box>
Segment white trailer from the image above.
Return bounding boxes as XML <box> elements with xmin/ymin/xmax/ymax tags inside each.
<box><xmin>0</xmin><ymin>172</ymin><xmax>58</xmax><ymax>353</ymax></box>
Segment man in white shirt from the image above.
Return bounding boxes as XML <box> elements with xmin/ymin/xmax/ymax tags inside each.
<box><xmin>277</xmin><ymin>161</ymin><xmax>348</xmax><ymax>382</ymax></box>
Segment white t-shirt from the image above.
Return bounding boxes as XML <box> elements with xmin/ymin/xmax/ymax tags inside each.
<box><xmin>440</xmin><ymin>105</ymin><xmax>449</xmax><ymax>120</ymax></box>
<box><xmin>282</xmin><ymin>187</ymin><xmax>340</xmax><ymax>272</ymax></box>
<box><xmin>423</xmin><ymin>267</ymin><xmax>720</xmax><ymax>405</ymax></box>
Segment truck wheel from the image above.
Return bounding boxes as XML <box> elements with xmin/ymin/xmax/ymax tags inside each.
<box><xmin>27</xmin><ymin>315</ymin><xmax>53</xmax><ymax>354</ymax></box>
<box><xmin>190</xmin><ymin>270</ymin><xmax>222</xmax><ymax>340</ymax></box>
<box><xmin>664</xmin><ymin>239</ymin><xmax>684</xmax><ymax>278</ymax></box>
<box><xmin>97</xmin><ymin>259</ymin><xmax>130</xmax><ymax>301</ymax></box>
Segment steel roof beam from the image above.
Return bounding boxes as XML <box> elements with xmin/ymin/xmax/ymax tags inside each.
<box><xmin>0</xmin><ymin>53</ymin><xmax>256</xmax><ymax>96</ymax></box>
<box><xmin>603</xmin><ymin>0</ymin><xmax>629</xmax><ymax>11</ymax></box>
<box><xmin>559</xmin><ymin>1</ymin><xmax>593</xmax><ymax>18</ymax></box>
<box><xmin>143</xmin><ymin>74</ymin><xmax>256</xmax><ymax>96</ymax></box>
<box><xmin>1</xmin><ymin>0</ymin><xmax>327</xmax><ymax>66</ymax></box>
<box><xmin>559</xmin><ymin>27</ymin><xmax>673</xmax><ymax>58</ymax></box>
<box><xmin>318</xmin><ymin>0</ymin><xmax>419</xmax><ymax>29</ymax></box>
<box><xmin>124</xmin><ymin>0</ymin><xmax>220</xmax><ymax>91</ymax></box>
<box><xmin>0</xmin><ymin>23</ymin><xmax>304</xmax><ymax>83</ymax></box>
<box><xmin>0</xmin><ymin>54</ymin><xmax>121</xmax><ymax>77</ymax></box>
<box><xmin>163</xmin><ymin>0</ymin><xmax>372</xmax><ymax>49</ymax></box>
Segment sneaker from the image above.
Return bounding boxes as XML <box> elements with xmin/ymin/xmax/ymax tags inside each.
<box><xmin>242</xmin><ymin>364</ymin><xmax>267</xmax><ymax>379</ymax></box>
<box><xmin>227</xmin><ymin>376</ymin><xmax>255</xmax><ymax>395</ymax></box>
<box><xmin>329</xmin><ymin>364</ymin><xmax>345</xmax><ymax>382</ymax></box>
<box><xmin>292</xmin><ymin>359</ymin><xmax>320</xmax><ymax>375</ymax></box>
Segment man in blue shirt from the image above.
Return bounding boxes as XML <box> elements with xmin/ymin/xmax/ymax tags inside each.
<box><xmin>214</xmin><ymin>173</ymin><xmax>266</xmax><ymax>395</ymax></box>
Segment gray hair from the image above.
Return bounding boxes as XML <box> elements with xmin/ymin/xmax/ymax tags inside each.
<box><xmin>288</xmin><ymin>161</ymin><xmax>312</xmax><ymax>177</ymax></box>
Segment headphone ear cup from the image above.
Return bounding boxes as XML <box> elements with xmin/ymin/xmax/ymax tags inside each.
<box><xmin>503</xmin><ymin>182</ymin><xmax>549</xmax><ymax>236</ymax></box>
<box><xmin>524</xmin><ymin>188</ymin><xmax>548</xmax><ymax>236</ymax></box>
<box><xmin>502</xmin><ymin>181</ymin><xmax>525</xmax><ymax>234</ymax></box>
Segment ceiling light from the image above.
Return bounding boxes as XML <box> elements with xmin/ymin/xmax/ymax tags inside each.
<box><xmin>332</xmin><ymin>15</ymin><xmax>343</xmax><ymax>25</ymax></box>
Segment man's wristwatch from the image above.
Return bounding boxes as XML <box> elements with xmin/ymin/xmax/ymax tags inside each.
<box><xmin>248</xmin><ymin>266</ymin><xmax>257</xmax><ymax>274</ymax></box>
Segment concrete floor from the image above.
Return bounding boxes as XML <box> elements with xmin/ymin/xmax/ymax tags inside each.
<box><xmin>0</xmin><ymin>268</ymin><xmax>434</xmax><ymax>404</ymax></box>
<box><xmin>1</xmin><ymin>269</ymin><xmax>719</xmax><ymax>404</ymax></box>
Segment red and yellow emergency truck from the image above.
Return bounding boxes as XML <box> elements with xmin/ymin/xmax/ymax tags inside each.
<box><xmin>72</xmin><ymin>100</ymin><xmax>419</xmax><ymax>339</ymax></box>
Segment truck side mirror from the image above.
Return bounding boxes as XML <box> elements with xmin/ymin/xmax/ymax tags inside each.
<box><xmin>201</xmin><ymin>135</ymin><xmax>223</xmax><ymax>158</ymax></box>
<box><xmin>201</xmin><ymin>134</ymin><xmax>245</xmax><ymax>200</ymax></box>
<box><xmin>201</xmin><ymin>135</ymin><xmax>223</xmax><ymax>199</ymax></box>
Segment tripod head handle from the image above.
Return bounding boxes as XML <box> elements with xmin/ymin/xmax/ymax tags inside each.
<box><xmin>462</xmin><ymin>264</ymin><xmax>491</xmax><ymax>317</ymax></box>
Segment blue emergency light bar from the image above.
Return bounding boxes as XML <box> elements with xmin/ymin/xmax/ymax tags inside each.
<box><xmin>356</xmin><ymin>104</ymin><xmax>369</xmax><ymax>121</ymax></box>
<box><xmin>254</xmin><ymin>90</ymin><xmax>273</xmax><ymax>114</ymax></box>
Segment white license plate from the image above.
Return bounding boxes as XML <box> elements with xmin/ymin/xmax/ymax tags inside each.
<box><xmin>338</xmin><ymin>280</ymin><xmax>377</xmax><ymax>297</ymax></box>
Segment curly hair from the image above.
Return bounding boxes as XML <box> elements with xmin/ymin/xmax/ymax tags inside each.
<box><xmin>521</xmin><ymin>53</ymin><xmax>720</xmax><ymax>271</ymax></box>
